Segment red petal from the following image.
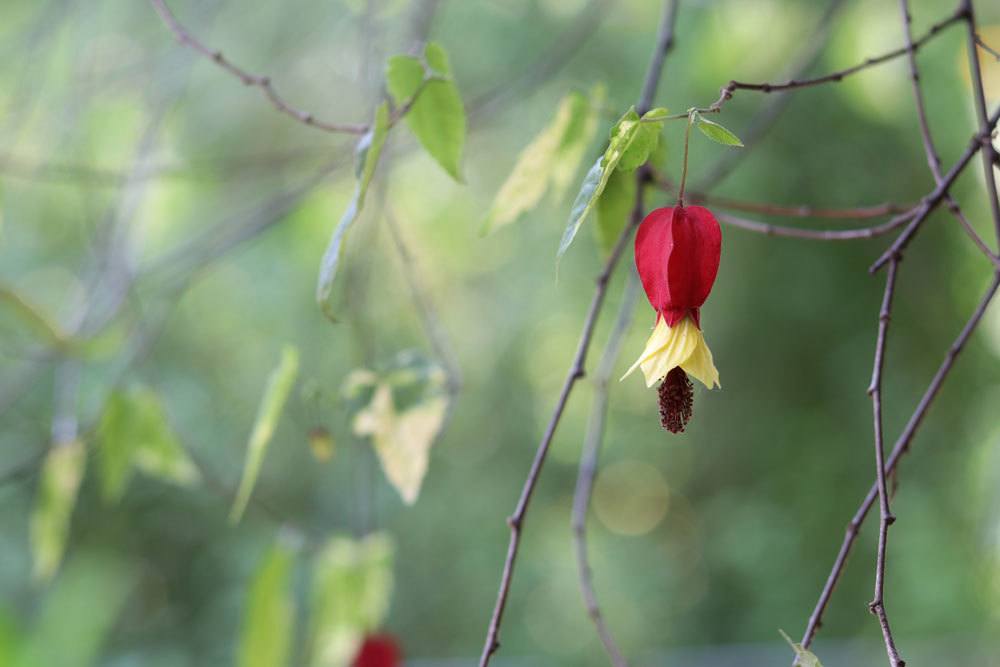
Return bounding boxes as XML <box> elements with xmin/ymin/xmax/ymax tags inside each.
<box><xmin>634</xmin><ymin>206</ymin><xmax>721</xmax><ymax>326</ymax></box>
<box><xmin>353</xmin><ymin>634</ymin><xmax>402</xmax><ymax>667</ymax></box>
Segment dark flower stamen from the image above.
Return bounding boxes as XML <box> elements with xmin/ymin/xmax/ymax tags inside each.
<box><xmin>658</xmin><ymin>367</ymin><xmax>693</xmax><ymax>433</ymax></box>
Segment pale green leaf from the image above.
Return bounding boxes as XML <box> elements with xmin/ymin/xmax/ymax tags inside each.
<box><xmin>549</xmin><ymin>86</ymin><xmax>603</xmax><ymax>203</ymax></box>
<box><xmin>230</xmin><ymin>346</ymin><xmax>300</xmax><ymax>523</ymax></box>
<box><xmin>315</xmin><ymin>102</ymin><xmax>390</xmax><ymax>321</ymax></box>
<box><xmin>96</xmin><ymin>387</ymin><xmax>199</xmax><ymax>504</ymax></box>
<box><xmin>695</xmin><ymin>114</ymin><xmax>744</xmax><ymax>147</ymax></box>
<box><xmin>30</xmin><ymin>439</ymin><xmax>86</xmax><ymax>582</ymax></box>
<box><xmin>16</xmin><ymin>553</ymin><xmax>134</xmax><ymax>667</ymax></box>
<box><xmin>387</xmin><ymin>43</ymin><xmax>465</xmax><ymax>181</ymax></box>
<box><xmin>594</xmin><ymin>167</ymin><xmax>636</xmax><ymax>256</ymax></box>
<box><xmin>239</xmin><ymin>542</ymin><xmax>297</xmax><ymax>667</ymax></box>
<box><xmin>779</xmin><ymin>629</ymin><xmax>824</xmax><ymax>667</ymax></box>
<box><xmin>557</xmin><ymin>106</ymin><xmax>664</xmax><ymax>258</ymax></box>
<box><xmin>385</xmin><ymin>55</ymin><xmax>424</xmax><ymax>102</ymax></box>
<box><xmin>310</xmin><ymin>533</ymin><xmax>393</xmax><ymax>667</ymax></box>
<box><xmin>618</xmin><ymin>107</ymin><xmax>666</xmax><ymax>171</ymax></box>
<box><xmin>482</xmin><ymin>92</ymin><xmax>588</xmax><ymax>233</ymax></box>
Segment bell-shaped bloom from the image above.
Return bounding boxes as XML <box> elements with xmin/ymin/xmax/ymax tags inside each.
<box><xmin>353</xmin><ymin>634</ymin><xmax>402</xmax><ymax>667</ymax></box>
<box><xmin>622</xmin><ymin>206</ymin><xmax>721</xmax><ymax>391</ymax></box>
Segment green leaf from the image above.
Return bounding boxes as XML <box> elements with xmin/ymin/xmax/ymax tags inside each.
<box><xmin>482</xmin><ymin>91</ymin><xmax>595</xmax><ymax>234</ymax></box>
<box><xmin>387</xmin><ymin>43</ymin><xmax>465</xmax><ymax>181</ymax></box>
<box><xmin>16</xmin><ymin>553</ymin><xmax>135</xmax><ymax>667</ymax></box>
<box><xmin>230</xmin><ymin>346</ymin><xmax>300</xmax><ymax>523</ymax></box>
<box><xmin>309</xmin><ymin>533</ymin><xmax>393</xmax><ymax>667</ymax></box>
<box><xmin>315</xmin><ymin>102</ymin><xmax>389</xmax><ymax>322</ymax></box>
<box><xmin>30</xmin><ymin>439</ymin><xmax>86</xmax><ymax>582</ymax></box>
<box><xmin>618</xmin><ymin>107</ymin><xmax>666</xmax><ymax>171</ymax></box>
<box><xmin>556</xmin><ymin>106</ymin><xmax>665</xmax><ymax>259</ymax></box>
<box><xmin>96</xmin><ymin>387</ymin><xmax>199</xmax><ymax>504</ymax></box>
<box><xmin>695</xmin><ymin>113</ymin><xmax>744</xmax><ymax>147</ymax></box>
<box><xmin>594</xmin><ymin>167</ymin><xmax>636</xmax><ymax>256</ymax></box>
<box><xmin>239</xmin><ymin>541</ymin><xmax>298</xmax><ymax>667</ymax></box>
<box><xmin>779</xmin><ymin>629</ymin><xmax>824</xmax><ymax>667</ymax></box>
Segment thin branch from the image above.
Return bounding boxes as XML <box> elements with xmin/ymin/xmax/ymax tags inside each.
<box><xmin>959</xmin><ymin>0</ymin><xmax>1000</xmax><ymax>246</ymax></box>
<box><xmin>571</xmin><ymin>273</ymin><xmax>640</xmax><ymax>667</ymax></box>
<box><xmin>715</xmin><ymin>211</ymin><xmax>913</xmax><ymax>241</ymax></box>
<box><xmin>801</xmin><ymin>270</ymin><xmax>1000</xmax><ymax>650</ymax></box>
<box><xmin>871</xmin><ymin>105</ymin><xmax>1000</xmax><ymax>272</ymax></box>
<box><xmin>696</xmin><ymin>0</ymin><xmax>849</xmax><ymax>188</ymax></box>
<box><xmin>975</xmin><ymin>33</ymin><xmax>1000</xmax><ymax>61</ymax></box>
<box><xmin>703</xmin><ymin>5</ymin><xmax>966</xmax><ymax>114</ymax></box>
<box><xmin>149</xmin><ymin>0</ymin><xmax>370</xmax><ymax>135</ymax></box>
<box><xmin>898</xmin><ymin>0</ymin><xmax>999</xmax><ymax>266</ymax></box>
<box><xmin>866</xmin><ymin>259</ymin><xmax>904</xmax><ymax>667</ymax></box>
<box><xmin>478</xmin><ymin>4</ymin><xmax>679</xmax><ymax>664</ymax></box>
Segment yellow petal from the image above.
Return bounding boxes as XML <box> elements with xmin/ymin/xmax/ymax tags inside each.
<box><xmin>621</xmin><ymin>316</ymin><xmax>698</xmax><ymax>387</ymax></box>
<box><xmin>681</xmin><ymin>329</ymin><xmax>720</xmax><ymax>389</ymax></box>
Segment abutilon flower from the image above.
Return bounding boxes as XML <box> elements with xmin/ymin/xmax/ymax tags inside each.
<box><xmin>353</xmin><ymin>634</ymin><xmax>402</xmax><ymax>667</ymax></box>
<box><xmin>622</xmin><ymin>205</ymin><xmax>721</xmax><ymax>433</ymax></box>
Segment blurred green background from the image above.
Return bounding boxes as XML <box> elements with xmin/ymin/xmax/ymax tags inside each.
<box><xmin>2</xmin><ymin>0</ymin><xmax>1000</xmax><ymax>665</ymax></box>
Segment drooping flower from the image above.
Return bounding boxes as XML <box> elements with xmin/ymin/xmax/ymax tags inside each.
<box><xmin>353</xmin><ymin>634</ymin><xmax>402</xmax><ymax>667</ymax></box>
<box><xmin>622</xmin><ymin>205</ymin><xmax>721</xmax><ymax>432</ymax></box>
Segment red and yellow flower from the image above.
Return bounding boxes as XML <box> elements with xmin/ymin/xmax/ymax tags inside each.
<box><xmin>622</xmin><ymin>205</ymin><xmax>721</xmax><ymax>431</ymax></box>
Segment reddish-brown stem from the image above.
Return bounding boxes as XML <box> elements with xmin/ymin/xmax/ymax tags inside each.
<box><xmin>960</xmin><ymin>0</ymin><xmax>1000</xmax><ymax>246</ymax></box>
<box><xmin>477</xmin><ymin>3</ymin><xmax>679</xmax><ymax>664</ymax></box>
<box><xmin>801</xmin><ymin>271</ymin><xmax>1000</xmax><ymax>650</ymax></box>
<box><xmin>867</xmin><ymin>258</ymin><xmax>904</xmax><ymax>667</ymax></box>
<box><xmin>149</xmin><ymin>0</ymin><xmax>371</xmax><ymax>135</ymax></box>
<box><xmin>703</xmin><ymin>5</ymin><xmax>966</xmax><ymax>114</ymax></box>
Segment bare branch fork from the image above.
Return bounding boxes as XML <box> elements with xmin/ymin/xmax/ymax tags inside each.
<box><xmin>149</xmin><ymin>0</ymin><xmax>370</xmax><ymax>134</ymax></box>
<box><xmin>477</xmin><ymin>2</ymin><xmax>678</xmax><ymax>664</ymax></box>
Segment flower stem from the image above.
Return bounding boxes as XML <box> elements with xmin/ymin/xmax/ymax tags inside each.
<box><xmin>677</xmin><ymin>110</ymin><xmax>694</xmax><ymax>207</ymax></box>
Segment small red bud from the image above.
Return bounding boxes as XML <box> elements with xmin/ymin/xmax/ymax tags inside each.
<box><xmin>353</xmin><ymin>634</ymin><xmax>402</xmax><ymax>667</ymax></box>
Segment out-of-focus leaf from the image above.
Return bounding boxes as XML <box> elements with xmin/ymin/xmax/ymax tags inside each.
<box><xmin>695</xmin><ymin>113</ymin><xmax>744</xmax><ymax>147</ymax></box>
<box><xmin>316</xmin><ymin>102</ymin><xmax>390</xmax><ymax>321</ymax></box>
<box><xmin>308</xmin><ymin>426</ymin><xmax>335</xmax><ymax>462</ymax></box>
<box><xmin>350</xmin><ymin>352</ymin><xmax>448</xmax><ymax>505</ymax></box>
<box><xmin>557</xmin><ymin>106</ymin><xmax>665</xmax><ymax>258</ymax></box>
<box><xmin>594</xmin><ymin>167</ymin><xmax>637</xmax><ymax>256</ymax></box>
<box><xmin>230</xmin><ymin>346</ymin><xmax>300</xmax><ymax>523</ymax></box>
<box><xmin>96</xmin><ymin>386</ymin><xmax>199</xmax><ymax>504</ymax></box>
<box><xmin>779</xmin><ymin>629</ymin><xmax>823</xmax><ymax>667</ymax></box>
<box><xmin>239</xmin><ymin>541</ymin><xmax>298</xmax><ymax>667</ymax></box>
<box><xmin>16</xmin><ymin>552</ymin><xmax>135</xmax><ymax>667</ymax></box>
<box><xmin>30</xmin><ymin>439</ymin><xmax>86</xmax><ymax>582</ymax></box>
<box><xmin>551</xmin><ymin>85</ymin><xmax>604</xmax><ymax>202</ymax></box>
<box><xmin>387</xmin><ymin>43</ymin><xmax>465</xmax><ymax>181</ymax></box>
<box><xmin>0</xmin><ymin>608</ymin><xmax>21</xmax><ymax>666</ymax></box>
<box><xmin>482</xmin><ymin>90</ymin><xmax>599</xmax><ymax>233</ymax></box>
<box><xmin>309</xmin><ymin>533</ymin><xmax>393</xmax><ymax>667</ymax></box>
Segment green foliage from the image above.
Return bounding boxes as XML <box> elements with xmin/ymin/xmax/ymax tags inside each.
<box><xmin>30</xmin><ymin>439</ymin><xmax>86</xmax><ymax>582</ymax></box>
<box><xmin>387</xmin><ymin>42</ymin><xmax>466</xmax><ymax>181</ymax></box>
<box><xmin>230</xmin><ymin>346</ymin><xmax>301</xmax><ymax>523</ymax></box>
<box><xmin>316</xmin><ymin>102</ymin><xmax>390</xmax><ymax>321</ymax></box>
<box><xmin>557</xmin><ymin>106</ymin><xmax>666</xmax><ymax>258</ymax></box>
<box><xmin>482</xmin><ymin>90</ymin><xmax>600</xmax><ymax>233</ymax></box>
<box><xmin>15</xmin><ymin>553</ymin><xmax>134</xmax><ymax>667</ymax></box>
<box><xmin>594</xmin><ymin>167</ymin><xmax>637</xmax><ymax>256</ymax></box>
<box><xmin>96</xmin><ymin>386</ymin><xmax>199</xmax><ymax>504</ymax></box>
<box><xmin>779</xmin><ymin>629</ymin><xmax>824</xmax><ymax>667</ymax></box>
<box><xmin>309</xmin><ymin>533</ymin><xmax>394</xmax><ymax>667</ymax></box>
<box><xmin>694</xmin><ymin>112</ymin><xmax>744</xmax><ymax>147</ymax></box>
<box><xmin>239</xmin><ymin>541</ymin><xmax>298</xmax><ymax>667</ymax></box>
